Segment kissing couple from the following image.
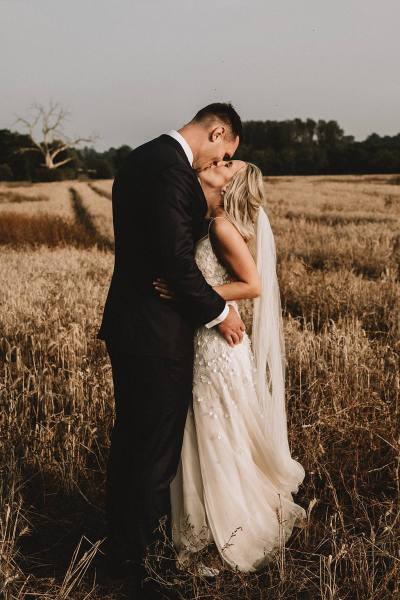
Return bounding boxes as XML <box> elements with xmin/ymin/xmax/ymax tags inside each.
<box><xmin>98</xmin><ymin>103</ymin><xmax>305</xmax><ymax>598</ymax></box>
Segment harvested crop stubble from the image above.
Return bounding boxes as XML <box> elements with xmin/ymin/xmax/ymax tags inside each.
<box><xmin>283</xmin><ymin>210</ymin><xmax>396</xmax><ymax>226</ymax></box>
<box><xmin>91</xmin><ymin>178</ymin><xmax>112</xmax><ymax>194</ymax></box>
<box><xmin>89</xmin><ymin>180</ymin><xmax>112</xmax><ymax>199</ymax></box>
<box><xmin>0</xmin><ymin>181</ymin><xmax>75</xmax><ymax>220</ymax></box>
<box><xmin>0</xmin><ymin>190</ymin><xmax>48</xmax><ymax>203</ymax></box>
<box><xmin>0</xmin><ymin>211</ymin><xmax>101</xmax><ymax>248</ymax></box>
<box><xmin>275</xmin><ymin>219</ymin><xmax>399</xmax><ymax>278</ymax></box>
<box><xmin>265</xmin><ymin>174</ymin><xmax>400</xmax><ymax>217</ymax></box>
<box><xmin>71</xmin><ymin>182</ymin><xmax>114</xmax><ymax>243</ymax></box>
<box><xmin>1</xmin><ymin>174</ymin><xmax>399</xmax><ymax>599</ymax></box>
<box><xmin>279</xmin><ymin>260</ymin><xmax>400</xmax><ymax>337</ymax></box>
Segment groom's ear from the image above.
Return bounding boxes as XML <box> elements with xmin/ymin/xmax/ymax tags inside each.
<box><xmin>209</xmin><ymin>125</ymin><xmax>225</xmax><ymax>143</ymax></box>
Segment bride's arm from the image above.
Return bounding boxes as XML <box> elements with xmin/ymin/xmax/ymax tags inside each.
<box><xmin>211</xmin><ymin>217</ymin><xmax>261</xmax><ymax>301</ymax></box>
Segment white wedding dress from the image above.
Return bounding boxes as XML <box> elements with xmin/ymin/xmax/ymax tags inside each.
<box><xmin>170</xmin><ymin>228</ymin><xmax>306</xmax><ymax>572</ymax></box>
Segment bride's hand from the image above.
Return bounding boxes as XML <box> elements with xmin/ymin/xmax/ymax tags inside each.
<box><xmin>153</xmin><ymin>278</ymin><xmax>177</xmax><ymax>301</ymax></box>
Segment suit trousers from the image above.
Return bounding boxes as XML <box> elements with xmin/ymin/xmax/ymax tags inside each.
<box><xmin>105</xmin><ymin>342</ymin><xmax>193</xmax><ymax>568</ymax></box>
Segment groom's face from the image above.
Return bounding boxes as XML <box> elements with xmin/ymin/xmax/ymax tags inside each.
<box><xmin>193</xmin><ymin>126</ymin><xmax>239</xmax><ymax>172</ymax></box>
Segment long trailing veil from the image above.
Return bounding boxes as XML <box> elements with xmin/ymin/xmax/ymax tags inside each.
<box><xmin>251</xmin><ymin>207</ymin><xmax>305</xmax><ymax>495</ymax></box>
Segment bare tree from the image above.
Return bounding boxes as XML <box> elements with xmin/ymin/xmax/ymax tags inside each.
<box><xmin>14</xmin><ymin>101</ymin><xmax>96</xmax><ymax>170</ymax></box>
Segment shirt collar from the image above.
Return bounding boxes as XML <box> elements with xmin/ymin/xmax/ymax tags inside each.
<box><xmin>166</xmin><ymin>129</ymin><xmax>194</xmax><ymax>167</ymax></box>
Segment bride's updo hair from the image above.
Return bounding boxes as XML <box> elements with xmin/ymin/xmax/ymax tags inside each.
<box><xmin>222</xmin><ymin>162</ymin><xmax>265</xmax><ymax>242</ymax></box>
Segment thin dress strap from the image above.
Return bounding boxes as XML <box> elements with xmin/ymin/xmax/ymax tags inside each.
<box><xmin>207</xmin><ymin>215</ymin><xmax>228</xmax><ymax>238</ymax></box>
<box><xmin>197</xmin><ymin>215</ymin><xmax>228</xmax><ymax>244</ymax></box>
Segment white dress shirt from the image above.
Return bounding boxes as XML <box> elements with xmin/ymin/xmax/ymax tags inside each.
<box><xmin>165</xmin><ymin>130</ymin><xmax>229</xmax><ymax>328</ymax></box>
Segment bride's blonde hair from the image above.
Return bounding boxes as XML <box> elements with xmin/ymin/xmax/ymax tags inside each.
<box><xmin>222</xmin><ymin>162</ymin><xmax>266</xmax><ymax>242</ymax></box>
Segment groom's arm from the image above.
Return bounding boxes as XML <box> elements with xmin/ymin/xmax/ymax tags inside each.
<box><xmin>204</xmin><ymin>304</ymin><xmax>229</xmax><ymax>328</ymax></box>
<box><xmin>154</xmin><ymin>164</ymin><xmax>226</xmax><ymax>326</ymax></box>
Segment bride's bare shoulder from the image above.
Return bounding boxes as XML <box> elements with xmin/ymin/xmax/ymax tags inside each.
<box><xmin>210</xmin><ymin>214</ymin><xmax>243</xmax><ymax>243</ymax></box>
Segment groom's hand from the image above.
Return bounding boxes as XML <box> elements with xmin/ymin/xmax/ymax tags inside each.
<box><xmin>217</xmin><ymin>306</ymin><xmax>245</xmax><ymax>347</ymax></box>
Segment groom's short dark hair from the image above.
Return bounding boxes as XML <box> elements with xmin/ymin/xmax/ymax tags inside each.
<box><xmin>192</xmin><ymin>103</ymin><xmax>242</xmax><ymax>141</ymax></box>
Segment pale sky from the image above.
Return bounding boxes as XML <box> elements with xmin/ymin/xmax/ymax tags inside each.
<box><xmin>1</xmin><ymin>0</ymin><xmax>399</xmax><ymax>150</ymax></box>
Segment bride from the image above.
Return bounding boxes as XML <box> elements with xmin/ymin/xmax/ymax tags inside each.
<box><xmin>154</xmin><ymin>160</ymin><xmax>305</xmax><ymax>572</ymax></box>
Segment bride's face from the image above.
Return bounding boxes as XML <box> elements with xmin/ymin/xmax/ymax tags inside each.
<box><xmin>198</xmin><ymin>159</ymin><xmax>247</xmax><ymax>191</ymax></box>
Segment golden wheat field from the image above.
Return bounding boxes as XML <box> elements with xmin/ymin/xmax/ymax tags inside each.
<box><xmin>0</xmin><ymin>175</ymin><xmax>399</xmax><ymax>600</ymax></box>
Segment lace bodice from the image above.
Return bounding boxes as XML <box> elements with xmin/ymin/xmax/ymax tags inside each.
<box><xmin>195</xmin><ymin>233</ymin><xmax>254</xmax><ymax>332</ymax></box>
<box><xmin>195</xmin><ymin>235</ymin><xmax>232</xmax><ymax>287</ymax></box>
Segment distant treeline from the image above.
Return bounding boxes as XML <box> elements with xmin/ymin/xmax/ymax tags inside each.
<box><xmin>1</xmin><ymin>118</ymin><xmax>400</xmax><ymax>181</ymax></box>
<box><xmin>237</xmin><ymin>119</ymin><xmax>400</xmax><ymax>175</ymax></box>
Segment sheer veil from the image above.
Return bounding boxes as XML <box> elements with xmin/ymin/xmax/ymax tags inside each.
<box><xmin>251</xmin><ymin>207</ymin><xmax>305</xmax><ymax>494</ymax></box>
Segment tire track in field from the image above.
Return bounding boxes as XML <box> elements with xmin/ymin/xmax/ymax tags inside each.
<box><xmin>69</xmin><ymin>187</ymin><xmax>113</xmax><ymax>251</ymax></box>
<box><xmin>88</xmin><ymin>183</ymin><xmax>112</xmax><ymax>200</ymax></box>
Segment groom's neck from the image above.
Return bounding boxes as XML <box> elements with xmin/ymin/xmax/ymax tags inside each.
<box><xmin>178</xmin><ymin>124</ymin><xmax>200</xmax><ymax>162</ymax></box>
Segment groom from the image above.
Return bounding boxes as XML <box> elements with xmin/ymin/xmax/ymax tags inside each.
<box><xmin>97</xmin><ymin>103</ymin><xmax>244</xmax><ymax>594</ymax></box>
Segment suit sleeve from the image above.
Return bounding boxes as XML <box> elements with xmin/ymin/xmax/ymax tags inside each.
<box><xmin>154</xmin><ymin>164</ymin><xmax>226</xmax><ymax>326</ymax></box>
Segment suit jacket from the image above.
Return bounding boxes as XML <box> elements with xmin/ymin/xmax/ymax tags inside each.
<box><xmin>97</xmin><ymin>134</ymin><xmax>226</xmax><ymax>358</ymax></box>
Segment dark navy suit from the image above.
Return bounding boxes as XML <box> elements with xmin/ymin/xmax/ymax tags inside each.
<box><xmin>97</xmin><ymin>134</ymin><xmax>225</xmax><ymax>569</ymax></box>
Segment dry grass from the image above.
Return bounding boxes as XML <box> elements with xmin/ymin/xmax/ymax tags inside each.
<box><xmin>274</xmin><ymin>221</ymin><xmax>399</xmax><ymax>280</ymax></box>
<box><xmin>0</xmin><ymin>182</ymin><xmax>115</xmax><ymax>251</ymax></box>
<box><xmin>89</xmin><ymin>183</ymin><xmax>112</xmax><ymax>200</ymax></box>
<box><xmin>70</xmin><ymin>187</ymin><xmax>114</xmax><ymax>251</ymax></box>
<box><xmin>0</xmin><ymin>212</ymin><xmax>100</xmax><ymax>248</ymax></box>
<box><xmin>0</xmin><ymin>182</ymin><xmax>76</xmax><ymax>221</ymax></box>
<box><xmin>71</xmin><ymin>183</ymin><xmax>114</xmax><ymax>244</ymax></box>
<box><xmin>265</xmin><ymin>175</ymin><xmax>400</xmax><ymax>216</ymax></box>
<box><xmin>88</xmin><ymin>180</ymin><xmax>112</xmax><ymax>198</ymax></box>
<box><xmin>0</xmin><ymin>174</ymin><xmax>399</xmax><ymax>599</ymax></box>
<box><xmin>0</xmin><ymin>190</ymin><xmax>48</xmax><ymax>203</ymax></box>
